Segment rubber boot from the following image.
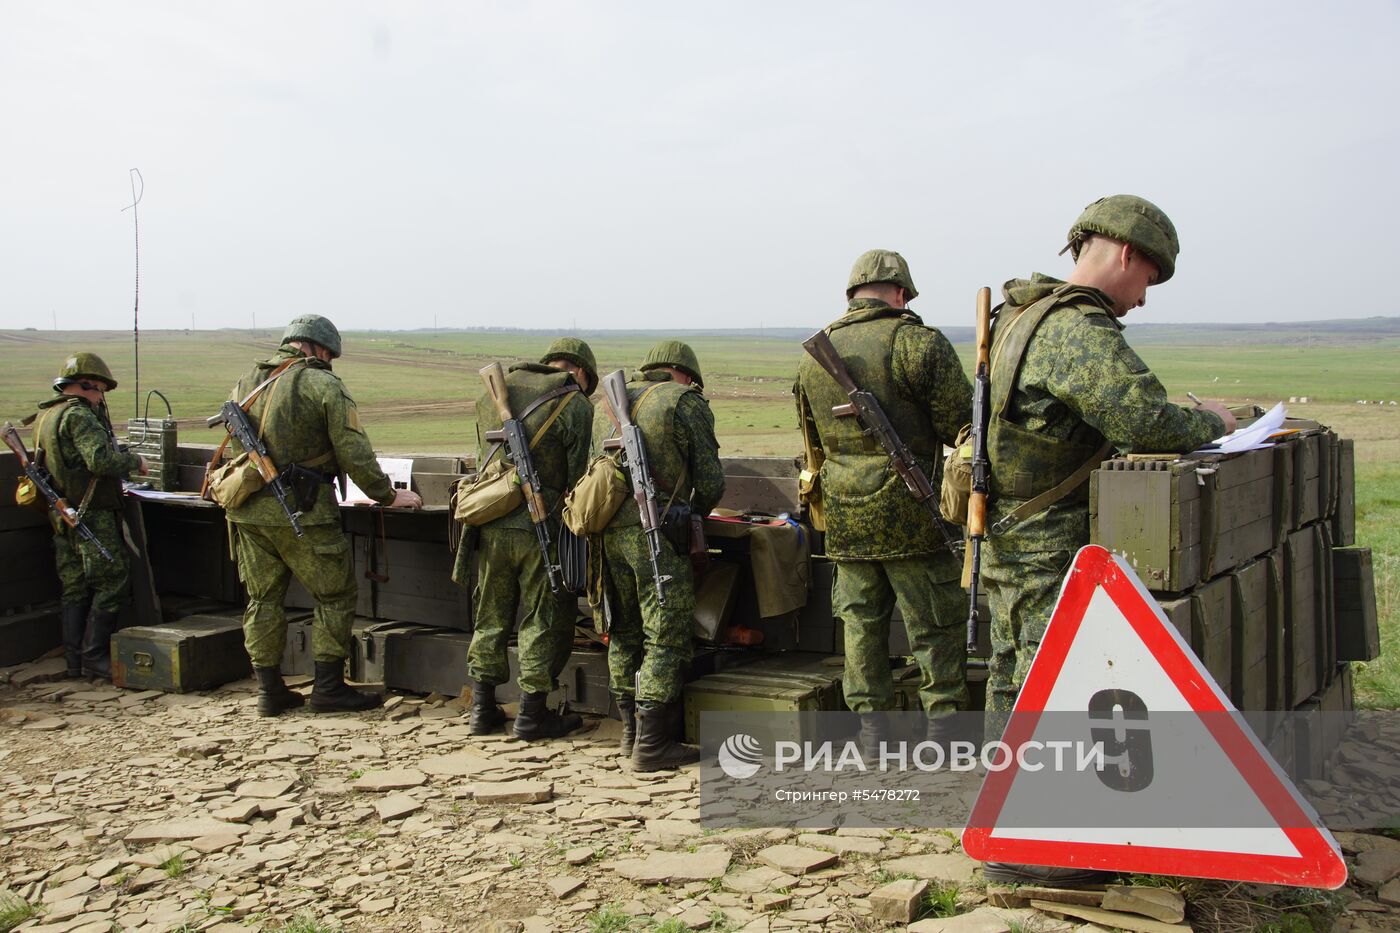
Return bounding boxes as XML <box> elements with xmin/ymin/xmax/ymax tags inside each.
<box><xmin>61</xmin><ymin>603</ymin><xmax>89</xmax><ymax>678</ymax></box>
<box><xmin>255</xmin><ymin>666</ymin><xmax>305</xmax><ymax>717</ymax></box>
<box><xmin>631</xmin><ymin>701</ymin><xmax>699</xmax><ymax>772</ymax></box>
<box><xmin>81</xmin><ymin>608</ymin><xmax>118</xmax><ymax>680</ymax></box>
<box><xmin>309</xmin><ymin>659</ymin><xmax>382</xmax><ymax>713</ymax></box>
<box><xmin>513</xmin><ymin>691</ymin><xmax>583</xmax><ymax>741</ymax></box>
<box><xmin>616</xmin><ymin>695</ymin><xmax>637</xmax><ymax>757</ymax></box>
<box><xmin>468</xmin><ymin>678</ymin><xmax>506</xmax><ymax>735</ymax></box>
<box><xmin>859</xmin><ymin>713</ymin><xmax>888</xmax><ymax>768</ymax></box>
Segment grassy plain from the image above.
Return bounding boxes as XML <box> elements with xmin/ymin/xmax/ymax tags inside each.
<box><xmin>1</xmin><ymin>327</ymin><xmax>1396</xmax><ymax>705</ymax></box>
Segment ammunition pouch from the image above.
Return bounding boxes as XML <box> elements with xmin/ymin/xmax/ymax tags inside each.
<box><xmin>939</xmin><ymin>424</ymin><xmax>975</xmax><ymax>527</ymax></box>
<box><xmin>558</xmin><ymin>524</ymin><xmax>588</xmax><ymax>594</ymax></box>
<box><xmin>204</xmin><ymin>451</ymin><xmax>266</xmax><ymax>510</ymax></box>
<box><xmin>561</xmin><ymin>454</ymin><xmax>629</xmax><ymax>536</ymax></box>
<box><xmin>451</xmin><ymin>457</ymin><xmax>524</xmax><ymax>527</ymax></box>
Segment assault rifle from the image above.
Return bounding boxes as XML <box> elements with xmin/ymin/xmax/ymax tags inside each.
<box><xmin>480</xmin><ymin>362</ymin><xmax>562</xmax><ymax>594</ymax></box>
<box><xmin>965</xmin><ymin>287</ymin><xmax>993</xmax><ymax>652</ymax></box>
<box><xmin>206</xmin><ymin>402</ymin><xmax>305</xmax><ymax>537</ymax></box>
<box><xmin>801</xmin><ymin>329</ymin><xmax>963</xmax><ymax>559</ymax></box>
<box><xmin>601</xmin><ymin>369</ymin><xmax>671</xmax><ymax>605</ymax></box>
<box><xmin>1</xmin><ymin>421</ymin><xmax>115</xmax><ymax>561</ymax></box>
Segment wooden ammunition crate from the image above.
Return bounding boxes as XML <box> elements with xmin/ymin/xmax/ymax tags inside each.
<box><xmin>111</xmin><ymin>612</ymin><xmax>251</xmax><ymax>692</ymax></box>
<box><xmin>1155</xmin><ymin>594</ymin><xmax>1194</xmax><ymax>647</ymax></box>
<box><xmin>1284</xmin><ymin>526</ymin><xmax>1326</xmax><ymax>707</ymax></box>
<box><xmin>1333</xmin><ymin>547</ymin><xmax>1379</xmax><ymax>662</ymax></box>
<box><xmin>1289</xmin><ymin>430</ymin><xmax>1331</xmax><ymax>529</ymax></box>
<box><xmin>683</xmin><ymin>652</ymin><xmax>844</xmax><ymax>743</ymax></box>
<box><xmin>1231</xmin><ymin>558</ymin><xmax>1272</xmax><ymax>711</ymax></box>
<box><xmin>1193</xmin><ymin>574</ymin><xmax>1234</xmax><ymax>699</ymax></box>
<box><xmin>1332</xmin><ymin>438</ymin><xmax>1356</xmax><ymax>547</ymax></box>
<box><xmin>1091</xmin><ymin>458</ymin><xmax>1201</xmax><ymax>593</ymax></box>
<box><xmin>893</xmin><ymin>663</ymin><xmax>989</xmax><ymax>713</ymax></box>
<box><xmin>278</xmin><ymin>613</ymin><xmax>361</xmax><ymax>678</ymax></box>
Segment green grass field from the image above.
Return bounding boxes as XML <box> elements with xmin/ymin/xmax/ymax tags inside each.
<box><xmin>3</xmin><ymin>327</ymin><xmax>1396</xmax><ymax>706</ymax></box>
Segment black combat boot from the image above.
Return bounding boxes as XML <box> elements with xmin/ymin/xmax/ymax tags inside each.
<box><xmin>255</xmin><ymin>666</ymin><xmax>305</xmax><ymax>717</ymax></box>
<box><xmin>858</xmin><ymin>713</ymin><xmax>888</xmax><ymax>768</ymax></box>
<box><xmin>631</xmin><ymin>701</ymin><xmax>699</xmax><ymax>772</ymax></box>
<box><xmin>309</xmin><ymin>659</ymin><xmax>382</xmax><ymax>713</ymax></box>
<box><xmin>468</xmin><ymin>678</ymin><xmax>506</xmax><ymax>735</ymax></box>
<box><xmin>982</xmin><ymin>863</ymin><xmax>1117</xmax><ymax>887</ymax></box>
<box><xmin>616</xmin><ymin>695</ymin><xmax>637</xmax><ymax>757</ymax></box>
<box><xmin>513</xmin><ymin>691</ymin><xmax>582</xmax><ymax>741</ymax></box>
<box><xmin>81</xmin><ymin>608</ymin><xmax>118</xmax><ymax>680</ymax></box>
<box><xmin>61</xmin><ymin>602</ymin><xmax>89</xmax><ymax>678</ymax></box>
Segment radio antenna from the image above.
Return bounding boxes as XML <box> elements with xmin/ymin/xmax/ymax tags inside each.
<box><xmin>122</xmin><ymin>168</ymin><xmax>144</xmax><ymax>420</ymax></box>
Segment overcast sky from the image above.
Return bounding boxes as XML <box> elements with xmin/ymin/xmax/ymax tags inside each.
<box><xmin>2</xmin><ymin>2</ymin><xmax>1396</xmax><ymax>332</ymax></box>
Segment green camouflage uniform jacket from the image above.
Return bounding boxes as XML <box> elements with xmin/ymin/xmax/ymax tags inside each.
<box><xmin>986</xmin><ymin>274</ymin><xmax>1226</xmax><ymax>551</ymax></box>
<box><xmin>795</xmin><ymin>298</ymin><xmax>972</xmax><ymax>560</ymax></box>
<box><xmin>475</xmin><ymin>362</ymin><xmax>594</xmax><ymax>532</ymax></box>
<box><xmin>225</xmin><ymin>348</ymin><xmax>395</xmax><ymax>525</ymax></box>
<box><xmin>591</xmin><ymin>370</ymin><xmax>726</xmax><ymax>524</ymax></box>
<box><xmin>34</xmin><ymin>395</ymin><xmax>141</xmax><ymax>512</ymax></box>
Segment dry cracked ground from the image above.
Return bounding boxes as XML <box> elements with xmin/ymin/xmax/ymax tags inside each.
<box><xmin>2</xmin><ymin>658</ymin><xmax>1400</xmax><ymax>933</ymax></box>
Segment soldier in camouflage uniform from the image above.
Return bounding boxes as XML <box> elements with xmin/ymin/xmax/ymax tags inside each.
<box><xmin>594</xmin><ymin>342</ymin><xmax>725</xmax><ymax>771</ymax></box>
<box><xmin>465</xmin><ymin>339</ymin><xmax>597</xmax><ymax>741</ymax></box>
<box><xmin>979</xmin><ymin>196</ymin><xmax>1236</xmax><ymax>886</ymax></box>
<box><xmin>226</xmin><ymin>315</ymin><xmax>423</xmax><ymax>717</ymax></box>
<box><xmin>33</xmin><ymin>354</ymin><xmax>147</xmax><ymax>679</ymax></box>
<box><xmin>795</xmin><ymin>250</ymin><xmax>972</xmax><ymax>758</ymax></box>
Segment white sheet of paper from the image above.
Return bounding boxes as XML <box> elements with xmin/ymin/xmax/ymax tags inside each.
<box><xmin>1196</xmin><ymin>401</ymin><xmax>1287</xmax><ymax>454</ymax></box>
<box><xmin>337</xmin><ymin>457</ymin><xmax>413</xmax><ymax>503</ymax></box>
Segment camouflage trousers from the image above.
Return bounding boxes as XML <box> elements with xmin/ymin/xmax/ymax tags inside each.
<box><xmin>53</xmin><ymin>509</ymin><xmax>130</xmax><ymax>614</ymax></box>
<box><xmin>981</xmin><ymin>545</ymin><xmax>1075</xmax><ymax>722</ymax></box>
<box><xmin>833</xmin><ymin>555</ymin><xmax>968</xmax><ymax>714</ymax></box>
<box><xmin>602</xmin><ymin>524</ymin><xmax>694</xmax><ymax>705</ymax></box>
<box><xmin>468</xmin><ymin>527</ymin><xmax>576</xmax><ymax>695</ymax></box>
<box><xmin>233</xmin><ymin>522</ymin><xmax>357</xmax><ymax>668</ymax></box>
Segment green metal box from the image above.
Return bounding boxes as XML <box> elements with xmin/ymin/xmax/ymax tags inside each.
<box><xmin>684</xmin><ymin>653</ymin><xmax>843</xmax><ymax>743</ymax></box>
<box><xmin>1333</xmin><ymin>547</ymin><xmax>1379</xmax><ymax>663</ymax></box>
<box><xmin>111</xmin><ymin>612</ymin><xmax>251</xmax><ymax>693</ymax></box>
<box><xmin>126</xmin><ymin>417</ymin><xmax>179</xmax><ymax>491</ymax></box>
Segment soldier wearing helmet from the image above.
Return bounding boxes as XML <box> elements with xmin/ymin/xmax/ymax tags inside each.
<box><xmin>592</xmin><ymin>340</ymin><xmax>725</xmax><ymax>771</ymax></box>
<box><xmin>978</xmin><ymin>196</ymin><xmax>1235</xmax><ymax>887</ymax></box>
<box><xmin>795</xmin><ymin>249</ymin><xmax>974</xmax><ymax>761</ymax></box>
<box><xmin>33</xmin><ymin>353</ymin><xmax>147</xmax><ymax>679</ymax></box>
<box><xmin>460</xmin><ymin>338</ymin><xmax>596</xmax><ymax>742</ymax></box>
<box><xmin>224</xmin><ymin>315</ymin><xmax>423</xmax><ymax>718</ymax></box>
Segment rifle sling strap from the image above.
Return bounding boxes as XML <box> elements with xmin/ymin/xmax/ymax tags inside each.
<box><xmin>479</xmin><ymin>383</ymin><xmax>580</xmax><ymax>473</ymax></box>
<box><xmin>205</xmin><ymin>358</ymin><xmax>308</xmax><ymax>485</ymax></box>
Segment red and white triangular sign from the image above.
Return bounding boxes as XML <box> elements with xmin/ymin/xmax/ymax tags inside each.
<box><xmin>961</xmin><ymin>544</ymin><xmax>1346</xmax><ymax>889</ymax></box>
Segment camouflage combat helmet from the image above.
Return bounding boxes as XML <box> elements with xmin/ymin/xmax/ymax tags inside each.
<box><xmin>281</xmin><ymin>314</ymin><xmax>343</xmax><ymax>359</ymax></box>
<box><xmin>1065</xmin><ymin>195</ymin><xmax>1180</xmax><ymax>283</ymax></box>
<box><xmin>639</xmin><ymin>340</ymin><xmax>704</xmax><ymax>389</ymax></box>
<box><xmin>846</xmin><ymin>249</ymin><xmax>918</xmax><ymax>300</ymax></box>
<box><xmin>54</xmin><ymin>352</ymin><xmax>117</xmax><ymax>391</ymax></box>
<box><xmin>541</xmin><ymin>337</ymin><xmax>599</xmax><ymax>395</ymax></box>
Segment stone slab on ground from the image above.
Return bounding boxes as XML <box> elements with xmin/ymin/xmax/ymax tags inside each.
<box><xmin>869</xmin><ymin>878</ymin><xmax>929</xmax><ymax>923</ymax></box>
<box><xmin>1030</xmin><ymin>900</ymin><xmax>1192</xmax><ymax>932</ymax></box>
<box><xmin>880</xmin><ymin>852</ymin><xmax>979</xmax><ymax>885</ymax></box>
<box><xmin>722</xmin><ymin>866</ymin><xmax>799</xmax><ymax>894</ymax></box>
<box><xmin>1356</xmin><ymin>848</ymin><xmax>1400</xmax><ymax>887</ymax></box>
<box><xmin>374</xmin><ymin>793</ymin><xmax>423</xmax><ymax>821</ymax></box>
<box><xmin>352</xmin><ymin>768</ymin><xmax>428</xmax><ymax>792</ymax></box>
<box><xmin>754</xmin><ymin>844</ymin><xmax>837</xmax><ymax>875</ymax></box>
<box><xmin>126</xmin><ymin>819</ymin><xmax>249</xmax><ymax>843</ymax></box>
<box><xmin>908</xmin><ymin>907</ymin><xmax>1014</xmax><ymax>933</ymax></box>
<box><xmin>470</xmin><ymin>781</ymin><xmax>554</xmax><ymax>804</ymax></box>
<box><xmin>419</xmin><ymin>751</ymin><xmax>500</xmax><ymax>777</ymax></box>
<box><xmin>547</xmin><ymin>875</ymin><xmax>585</xmax><ymax>899</ymax></box>
<box><xmin>1101</xmin><ymin>885</ymin><xmax>1186</xmax><ymax>924</ymax></box>
<box><xmin>610</xmin><ymin>847</ymin><xmax>731</xmax><ymax>883</ymax></box>
<box><xmin>796</xmin><ymin>832</ymin><xmax>883</xmax><ymax>856</ymax></box>
<box><xmin>236</xmin><ymin>778</ymin><xmax>297</xmax><ymax>798</ymax></box>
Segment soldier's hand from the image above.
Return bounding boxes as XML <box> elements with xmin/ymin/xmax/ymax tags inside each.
<box><xmin>390</xmin><ymin>490</ymin><xmax>423</xmax><ymax>510</ymax></box>
<box><xmin>1196</xmin><ymin>400</ymin><xmax>1237</xmax><ymax>434</ymax></box>
<box><xmin>136</xmin><ymin>456</ymin><xmax>150</xmax><ymax>476</ymax></box>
